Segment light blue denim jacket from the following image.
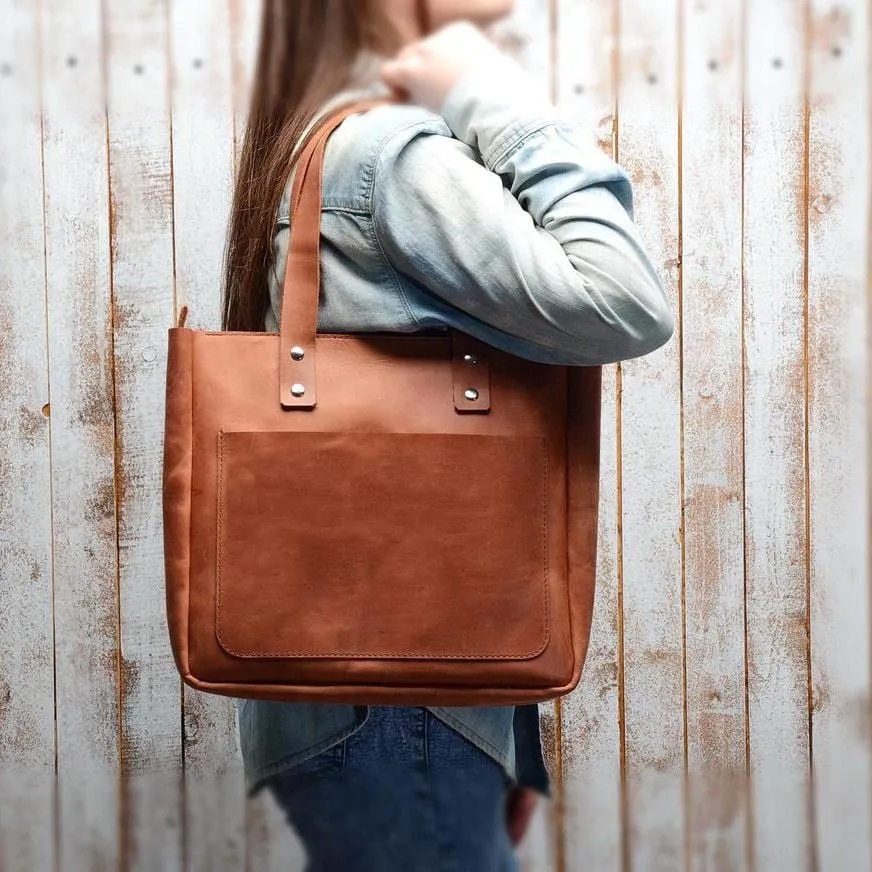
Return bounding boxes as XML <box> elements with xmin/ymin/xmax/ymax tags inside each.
<box><xmin>238</xmin><ymin>50</ymin><xmax>674</xmax><ymax>797</ymax></box>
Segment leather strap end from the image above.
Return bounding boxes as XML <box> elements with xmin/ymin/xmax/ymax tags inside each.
<box><xmin>280</xmin><ymin>339</ymin><xmax>317</xmax><ymax>409</ymax></box>
<box><xmin>452</xmin><ymin>333</ymin><xmax>491</xmax><ymax>413</ymax></box>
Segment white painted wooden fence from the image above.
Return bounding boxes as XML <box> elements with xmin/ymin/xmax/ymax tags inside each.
<box><xmin>1</xmin><ymin>0</ymin><xmax>868</xmax><ymax>869</ymax></box>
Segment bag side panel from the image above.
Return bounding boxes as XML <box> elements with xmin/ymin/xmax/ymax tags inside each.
<box><xmin>163</xmin><ymin>326</ymin><xmax>194</xmax><ymax>678</ymax></box>
<box><xmin>565</xmin><ymin>364</ymin><xmax>603</xmax><ymax>681</ymax></box>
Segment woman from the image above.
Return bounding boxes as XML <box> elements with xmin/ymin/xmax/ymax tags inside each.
<box><xmin>223</xmin><ymin>1</ymin><xmax>673</xmax><ymax>869</ymax></box>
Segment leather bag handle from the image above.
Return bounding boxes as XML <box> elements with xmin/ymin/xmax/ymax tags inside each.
<box><xmin>278</xmin><ymin>98</ymin><xmax>491</xmax><ymax>413</ymax></box>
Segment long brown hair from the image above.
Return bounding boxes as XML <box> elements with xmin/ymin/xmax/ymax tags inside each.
<box><xmin>222</xmin><ymin>0</ymin><xmax>429</xmax><ymax>332</ymax></box>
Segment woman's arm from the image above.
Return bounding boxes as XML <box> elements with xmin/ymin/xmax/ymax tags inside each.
<box><xmin>374</xmin><ymin>24</ymin><xmax>674</xmax><ymax>366</ymax></box>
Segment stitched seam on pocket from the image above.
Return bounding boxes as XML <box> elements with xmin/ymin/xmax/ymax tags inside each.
<box><xmin>214</xmin><ymin>430</ymin><xmax>551</xmax><ymax>660</ymax></box>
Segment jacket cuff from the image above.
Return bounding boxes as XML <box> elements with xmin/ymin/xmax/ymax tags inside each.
<box><xmin>438</xmin><ymin>60</ymin><xmax>559</xmax><ymax>168</ymax></box>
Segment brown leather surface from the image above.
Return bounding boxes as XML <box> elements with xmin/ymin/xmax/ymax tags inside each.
<box><xmin>216</xmin><ymin>429</ymin><xmax>549</xmax><ymax>661</ymax></box>
<box><xmin>451</xmin><ymin>331</ymin><xmax>492</xmax><ymax>412</ymax></box>
<box><xmin>162</xmin><ymin>98</ymin><xmax>602</xmax><ymax>705</ymax></box>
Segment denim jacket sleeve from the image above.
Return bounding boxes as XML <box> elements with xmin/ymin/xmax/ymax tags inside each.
<box><xmin>371</xmin><ymin>64</ymin><xmax>674</xmax><ymax>366</ymax></box>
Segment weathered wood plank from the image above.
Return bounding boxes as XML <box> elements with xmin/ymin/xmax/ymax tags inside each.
<box><xmin>0</xmin><ymin>2</ymin><xmax>56</xmax><ymax>869</ymax></box>
<box><xmin>680</xmin><ymin>0</ymin><xmax>749</xmax><ymax>868</ymax></box>
<box><xmin>40</xmin><ymin>0</ymin><xmax>121</xmax><ymax>867</ymax></box>
<box><xmin>491</xmin><ymin>0</ymin><xmax>553</xmax><ymax>102</ymax></box>
<box><xmin>743</xmin><ymin>0</ymin><xmax>812</xmax><ymax>869</ymax></box>
<box><xmin>104</xmin><ymin>0</ymin><xmax>183</xmax><ymax>868</ymax></box>
<box><xmin>806</xmin><ymin>1</ymin><xmax>871</xmax><ymax>868</ymax></box>
<box><xmin>617</xmin><ymin>0</ymin><xmax>686</xmax><ymax>868</ymax></box>
<box><xmin>246</xmin><ymin>788</ymin><xmax>307</xmax><ymax>872</ymax></box>
<box><xmin>554</xmin><ymin>2</ymin><xmax>624</xmax><ymax>869</ymax></box>
<box><xmin>168</xmin><ymin>1</ymin><xmax>245</xmax><ymax>868</ymax></box>
<box><xmin>230</xmin><ymin>0</ymin><xmax>262</xmax><ymax>163</ymax></box>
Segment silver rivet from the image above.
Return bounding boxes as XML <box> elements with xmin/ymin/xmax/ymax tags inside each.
<box><xmin>290</xmin><ymin>346</ymin><xmax>305</xmax><ymax>360</ymax></box>
<box><xmin>464</xmin><ymin>388</ymin><xmax>479</xmax><ymax>401</ymax></box>
<box><xmin>290</xmin><ymin>383</ymin><xmax>306</xmax><ymax>397</ymax></box>
<box><xmin>463</xmin><ymin>353</ymin><xmax>478</xmax><ymax>365</ymax></box>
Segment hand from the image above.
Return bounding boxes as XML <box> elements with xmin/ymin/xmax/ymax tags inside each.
<box><xmin>380</xmin><ymin>21</ymin><xmax>520</xmax><ymax>112</ymax></box>
<box><xmin>505</xmin><ymin>785</ymin><xmax>539</xmax><ymax>845</ymax></box>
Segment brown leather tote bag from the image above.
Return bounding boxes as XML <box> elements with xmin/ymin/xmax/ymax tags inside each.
<box><xmin>162</xmin><ymin>99</ymin><xmax>602</xmax><ymax>706</ymax></box>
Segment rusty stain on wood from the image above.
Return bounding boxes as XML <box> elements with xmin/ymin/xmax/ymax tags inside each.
<box><xmin>810</xmin><ymin>4</ymin><xmax>853</xmax><ymax>52</ymax></box>
<box><xmin>807</xmin><ymin>135</ymin><xmax>843</xmax><ymax>230</ymax></box>
<box><xmin>539</xmin><ymin>703</ymin><xmax>559</xmax><ymax>782</ymax></box>
<box><xmin>18</xmin><ymin>404</ymin><xmax>46</xmax><ymax>444</ymax></box>
<box><xmin>84</xmin><ymin>476</ymin><xmax>117</xmax><ymax>525</ymax></box>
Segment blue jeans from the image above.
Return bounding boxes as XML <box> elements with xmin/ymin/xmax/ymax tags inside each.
<box><xmin>267</xmin><ymin>706</ymin><xmax>520</xmax><ymax>872</ymax></box>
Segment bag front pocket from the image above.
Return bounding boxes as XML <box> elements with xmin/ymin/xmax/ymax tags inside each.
<box><xmin>215</xmin><ymin>429</ymin><xmax>550</xmax><ymax>662</ymax></box>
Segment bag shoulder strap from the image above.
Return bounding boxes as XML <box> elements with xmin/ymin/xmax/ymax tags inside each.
<box><xmin>278</xmin><ymin>98</ymin><xmax>391</xmax><ymax>409</ymax></box>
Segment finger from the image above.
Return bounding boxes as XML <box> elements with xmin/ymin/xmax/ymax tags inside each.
<box><xmin>383</xmin><ymin>82</ymin><xmax>410</xmax><ymax>103</ymax></box>
<box><xmin>505</xmin><ymin>789</ymin><xmax>538</xmax><ymax>845</ymax></box>
<box><xmin>384</xmin><ymin>52</ymin><xmax>424</xmax><ymax>75</ymax></box>
<box><xmin>379</xmin><ymin>60</ymin><xmax>405</xmax><ymax>88</ymax></box>
<box><xmin>505</xmin><ymin>789</ymin><xmax>523</xmax><ymax>844</ymax></box>
<box><xmin>394</xmin><ymin>42</ymin><xmax>420</xmax><ymax>61</ymax></box>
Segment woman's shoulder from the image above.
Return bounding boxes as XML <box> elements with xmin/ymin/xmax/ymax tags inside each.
<box><xmin>337</xmin><ymin>100</ymin><xmax>449</xmax><ymax>147</ymax></box>
<box><xmin>320</xmin><ymin>102</ymin><xmax>454</xmax><ymax>211</ymax></box>
<box><xmin>275</xmin><ymin>100</ymin><xmax>456</xmax><ymax>224</ymax></box>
